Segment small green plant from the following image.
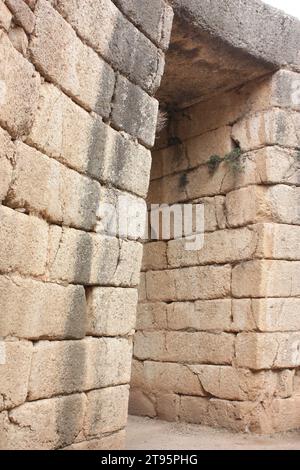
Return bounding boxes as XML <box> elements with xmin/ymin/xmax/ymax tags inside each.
<box><xmin>207</xmin><ymin>146</ymin><xmax>245</xmax><ymax>175</ymax></box>
<box><xmin>207</xmin><ymin>154</ymin><xmax>223</xmax><ymax>174</ymax></box>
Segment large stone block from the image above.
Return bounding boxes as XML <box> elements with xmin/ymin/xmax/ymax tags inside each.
<box><xmin>232</xmin><ymin>260</ymin><xmax>300</xmax><ymax>298</ymax></box>
<box><xmin>136</xmin><ymin>302</ymin><xmax>168</xmax><ymax>330</ymax></box>
<box><xmin>142</xmin><ymin>242</ymin><xmax>168</xmax><ymax>271</ymax></box>
<box><xmin>232</xmin><ymin>109</ymin><xmax>300</xmax><ymax>151</ymax></box>
<box><xmin>166</xmin><ymin>300</ymin><xmax>232</xmax><ymax>332</ymax></box>
<box><xmin>112</xmin><ymin>75</ymin><xmax>159</xmax><ymax>148</ymax></box>
<box><xmin>0</xmin><ymin>275</ymin><xmax>86</xmax><ymax>339</ymax></box>
<box><xmin>47</xmin><ymin>225</ymin><xmax>142</xmax><ymax>287</ymax></box>
<box><xmin>6</xmin><ymin>0</ymin><xmax>35</xmax><ymax>33</ymax></box>
<box><xmin>236</xmin><ymin>332</ymin><xmax>300</xmax><ymax>369</ymax></box>
<box><xmin>0</xmin><ymin>341</ymin><xmax>32</xmax><ymax>411</ymax></box>
<box><xmin>134</xmin><ymin>331</ymin><xmax>234</xmax><ymax>364</ymax></box>
<box><xmin>0</xmin><ymin>33</ymin><xmax>40</xmax><ymax>137</ymax></box>
<box><xmin>28</xmin><ymin>337</ymin><xmax>132</xmax><ymax>400</ymax></box>
<box><xmin>30</xmin><ymin>0</ymin><xmax>115</xmax><ymax>117</ymax></box>
<box><xmin>146</xmin><ymin>265</ymin><xmax>231</xmax><ymax>301</ymax></box>
<box><xmin>251</xmin><ymin>298</ymin><xmax>300</xmax><ymax>332</ymax></box>
<box><xmin>0</xmin><ymin>205</ymin><xmax>48</xmax><ymax>277</ymax></box>
<box><xmin>84</xmin><ymin>385</ymin><xmax>129</xmax><ymax>438</ymax></box>
<box><xmin>0</xmin><ymin>394</ymin><xmax>86</xmax><ymax>450</ymax></box>
<box><xmin>0</xmin><ymin>127</ymin><xmax>13</xmax><ymax>202</ymax></box>
<box><xmin>86</xmin><ymin>287</ymin><xmax>137</xmax><ymax>336</ymax></box>
<box><xmin>113</xmin><ymin>0</ymin><xmax>173</xmax><ymax>50</ymax></box>
<box><xmin>53</xmin><ymin>0</ymin><xmax>165</xmax><ymax>93</ymax></box>
<box><xmin>0</xmin><ymin>1</ymin><xmax>12</xmax><ymax>31</ymax></box>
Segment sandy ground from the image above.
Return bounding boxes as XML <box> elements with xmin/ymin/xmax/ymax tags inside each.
<box><xmin>126</xmin><ymin>416</ymin><xmax>300</xmax><ymax>450</ymax></box>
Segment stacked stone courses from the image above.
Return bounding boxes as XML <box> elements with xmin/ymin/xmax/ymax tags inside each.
<box><xmin>0</xmin><ymin>0</ymin><xmax>173</xmax><ymax>450</ymax></box>
<box><xmin>131</xmin><ymin>69</ymin><xmax>300</xmax><ymax>434</ymax></box>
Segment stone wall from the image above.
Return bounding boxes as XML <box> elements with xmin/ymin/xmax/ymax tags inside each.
<box><xmin>0</xmin><ymin>0</ymin><xmax>172</xmax><ymax>450</ymax></box>
<box><xmin>131</xmin><ymin>70</ymin><xmax>300</xmax><ymax>434</ymax></box>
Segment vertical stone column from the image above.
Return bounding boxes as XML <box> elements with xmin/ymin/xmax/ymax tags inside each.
<box><xmin>131</xmin><ymin>70</ymin><xmax>300</xmax><ymax>433</ymax></box>
<box><xmin>0</xmin><ymin>0</ymin><xmax>173</xmax><ymax>449</ymax></box>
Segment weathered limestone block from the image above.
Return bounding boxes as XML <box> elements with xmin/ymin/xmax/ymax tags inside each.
<box><xmin>9</xmin><ymin>141</ymin><xmax>101</xmax><ymax>230</ymax></box>
<box><xmin>0</xmin><ymin>275</ymin><xmax>86</xmax><ymax>339</ymax></box>
<box><xmin>0</xmin><ymin>33</ymin><xmax>40</xmax><ymax>137</ymax></box>
<box><xmin>113</xmin><ymin>0</ymin><xmax>173</xmax><ymax>50</ymax></box>
<box><xmin>131</xmin><ymin>360</ymin><xmax>205</xmax><ymax>396</ymax></box>
<box><xmin>146</xmin><ymin>265</ymin><xmax>231</xmax><ymax>301</ymax></box>
<box><xmin>252</xmin><ymin>147</ymin><xmax>300</xmax><ymax>186</ymax></box>
<box><xmin>47</xmin><ymin>225</ymin><xmax>142</xmax><ymax>287</ymax></box>
<box><xmin>151</xmin><ymin>144</ymin><xmax>190</xmax><ymax>181</ymax></box>
<box><xmin>0</xmin><ymin>341</ymin><xmax>33</xmax><ymax>411</ymax></box>
<box><xmin>166</xmin><ymin>300</ymin><xmax>232</xmax><ymax>332</ymax></box>
<box><xmin>236</xmin><ymin>332</ymin><xmax>300</xmax><ymax>369</ymax></box>
<box><xmin>28</xmin><ymin>337</ymin><xmax>132</xmax><ymax>400</ymax></box>
<box><xmin>189</xmin><ymin>366</ymin><xmax>293</xmax><ymax>401</ymax></box>
<box><xmin>30</xmin><ymin>0</ymin><xmax>115</xmax><ymax>117</ymax></box>
<box><xmin>226</xmin><ymin>185</ymin><xmax>300</xmax><ymax>227</ymax></box>
<box><xmin>167</xmin><ymin>226</ymin><xmax>261</xmax><ymax>268</ymax></box>
<box><xmin>232</xmin><ymin>109</ymin><xmax>300</xmax><ymax>151</ymax></box>
<box><xmin>27</xmin><ymin>83</ymin><xmax>151</xmax><ymax>197</ymax></box>
<box><xmin>232</xmin><ymin>260</ymin><xmax>300</xmax><ymax>298</ymax></box>
<box><xmin>84</xmin><ymin>385</ymin><xmax>129</xmax><ymax>438</ymax></box>
<box><xmin>8</xmin><ymin>26</ymin><xmax>28</xmax><ymax>55</ymax></box>
<box><xmin>128</xmin><ymin>389</ymin><xmax>156</xmax><ymax>418</ymax></box>
<box><xmin>268</xmin><ymin>69</ymin><xmax>300</xmax><ymax>111</ymax></box>
<box><xmin>86</xmin><ymin>287</ymin><xmax>137</xmax><ymax>337</ymax></box>
<box><xmin>142</xmin><ymin>242</ymin><xmax>168</xmax><ymax>271</ymax></box>
<box><xmin>250</xmin><ymin>298</ymin><xmax>300</xmax><ymax>332</ymax></box>
<box><xmin>0</xmin><ymin>394</ymin><xmax>86</xmax><ymax>450</ymax></box>
<box><xmin>6</xmin><ymin>0</ymin><xmax>35</xmax><ymax>33</ymax></box>
<box><xmin>0</xmin><ymin>127</ymin><xmax>13</xmax><ymax>202</ymax></box>
<box><xmin>136</xmin><ymin>302</ymin><xmax>168</xmax><ymax>331</ymax></box>
<box><xmin>0</xmin><ymin>1</ymin><xmax>12</xmax><ymax>30</ymax></box>
<box><xmin>112</xmin><ymin>75</ymin><xmax>159</xmax><ymax>148</ymax></box>
<box><xmin>53</xmin><ymin>0</ymin><xmax>165</xmax><ymax>93</ymax></box>
<box><xmin>156</xmin><ymin>393</ymin><xmax>180</xmax><ymax>422</ymax></box>
<box><xmin>64</xmin><ymin>430</ymin><xmax>126</xmax><ymax>450</ymax></box>
<box><xmin>138</xmin><ymin>272</ymin><xmax>147</xmax><ymax>301</ymax></box>
<box><xmin>0</xmin><ymin>205</ymin><xmax>48</xmax><ymax>277</ymax></box>
<box><xmin>134</xmin><ymin>331</ymin><xmax>234</xmax><ymax>364</ymax></box>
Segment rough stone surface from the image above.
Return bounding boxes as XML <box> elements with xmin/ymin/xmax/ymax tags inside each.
<box><xmin>64</xmin><ymin>430</ymin><xmax>126</xmax><ymax>450</ymax></box>
<box><xmin>0</xmin><ymin>126</ymin><xmax>13</xmax><ymax>202</ymax></box>
<box><xmin>0</xmin><ymin>1</ymin><xmax>12</xmax><ymax>30</ymax></box>
<box><xmin>6</xmin><ymin>0</ymin><xmax>35</xmax><ymax>33</ymax></box>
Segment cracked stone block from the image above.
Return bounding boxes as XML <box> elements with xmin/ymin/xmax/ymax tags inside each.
<box><xmin>0</xmin><ymin>341</ymin><xmax>33</xmax><ymax>411</ymax></box>
<box><xmin>86</xmin><ymin>287</ymin><xmax>137</xmax><ymax>337</ymax></box>
<box><xmin>53</xmin><ymin>0</ymin><xmax>165</xmax><ymax>93</ymax></box>
<box><xmin>134</xmin><ymin>331</ymin><xmax>234</xmax><ymax>364</ymax></box>
<box><xmin>0</xmin><ymin>275</ymin><xmax>86</xmax><ymax>339</ymax></box>
<box><xmin>128</xmin><ymin>389</ymin><xmax>156</xmax><ymax>418</ymax></box>
<box><xmin>0</xmin><ymin>394</ymin><xmax>86</xmax><ymax>450</ymax></box>
<box><xmin>0</xmin><ymin>33</ymin><xmax>40</xmax><ymax>137</ymax></box>
<box><xmin>0</xmin><ymin>205</ymin><xmax>48</xmax><ymax>277</ymax></box>
<box><xmin>28</xmin><ymin>337</ymin><xmax>132</xmax><ymax>400</ymax></box>
<box><xmin>63</xmin><ymin>430</ymin><xmax>126</xmax><ymax>450</ymax></box>
<box><xmin>30</xmin><ymin>0</ymin><xmax>115</xmax><ymax>117</ymax></box>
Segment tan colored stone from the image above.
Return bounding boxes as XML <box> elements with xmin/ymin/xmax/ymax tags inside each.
<box><xmin>112</xmin><ymin>75</ymin><xmax>159</xmax><ymax>148</ymax></box>
<box><xmin>0</xmin><ymin>205</ymin><xmax>48</xmax><ymax>277</ymax></box>
<box><xmin>8</xmin><ymin>26</ymin><xmax>28</xmax><ymax>55</ymax></box>
<box><xmin>167</xmin><ymin>300</ymin><xmax>232</xmax><ymax>332</ymax></box>
<box><xmin>232</xmin><ymin>109</ymin><xmax>300</xmax><ymax>151</ymax></box>
<box><xmin>142</xmin><ymin>242</ymin><xmax>168</xmax><ymax>271</ymax></box>
<box><xmin>0</xmin><ymin>341</ymin><xmax>32</xmax><ymax>411</ymax></box>
<box><xmin>28</xmin><ymin>337</ymin><xmax>132</xmax><ymax>400</ymax></box>
<box><xmin>0</xmin><ymin>394</ymin><xmax>86</xmax><ymax>449</ymax></box>
<box><xmin>134</xmin><ymin>331</ymin><xmax>234</xmax><ymax>364</ymax></box>
<box><xmin>30</xmin><ymin>0</ymin><xmax>115</xmax><ymax>117</ymax></box>
<box><xmin>0</xmin><ymin>1</ymin><xmax>12</xmax><ymax>30</ymax></box>
<box><xmin>146</xmin><ymin>265</ymin><xmax>231</xmax><ymax>301</ymax></box>
<box><xmin>86</xmin><ymin>287</ymin><xmax>137</xmax><ymax>337</ymax></box>
<box><xmin>232</xmin><ymin>260</ymin><xmax>300</xmax><ymax>298</ymax></box>
<box><xmin>136</xmin><ymin>302</ymin><xmax>168</xmax><ymax>330</ymax></box>
<box><xmin>0</xmin><ymin>33</ymin><xmax>40</xmax><ymax>137</ymax></box>
<box><xmin>156</xmin><ymin>393</ymin><xmax>179</xmax><ymax>422</ymax></box>
<box><xmin>84</xmin><ymin>385</ymin><xmax>129</xmax><ymax>438</ymax></box>
<box><xmin>64</xmin><ymin>430</ymin><xmax>126</xmax><ymax>450</ymax></box>
<box><xmin>0</xmin><ymin>126</ymin><xmax>13</xmax><ymax>202</ymax></box>
<box><xmin>138</xmin><ymin>272</ymin><xmax>147</xmax><ymax>302</ymax></box>
<box><xmin>0</xmin><ymin>275</ymin><xmax>86</xmax><ymax>339</ymax></box>
<box><xmin>236</xmin><ymin>332</ymin><xmax>300</xmax><ymax>369</ymax></box>
<box><xmin>53</xmin><ymin>0</ymin><xmax>165</xmax><ymax>93</ymax></box>
<box><xmin>6</xmin><ymin>0</ymin><xmax>35</xmax><ymax>33</ymax></box>
<box><xmin>128</xmin><ymin>389</ymin><xmax>156</xmax><ymax>418</ymax></box>
<box><xmin>252</xmin><ymin>298</ymin><xmax>300</xmax><ymax>332</ymax></box>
